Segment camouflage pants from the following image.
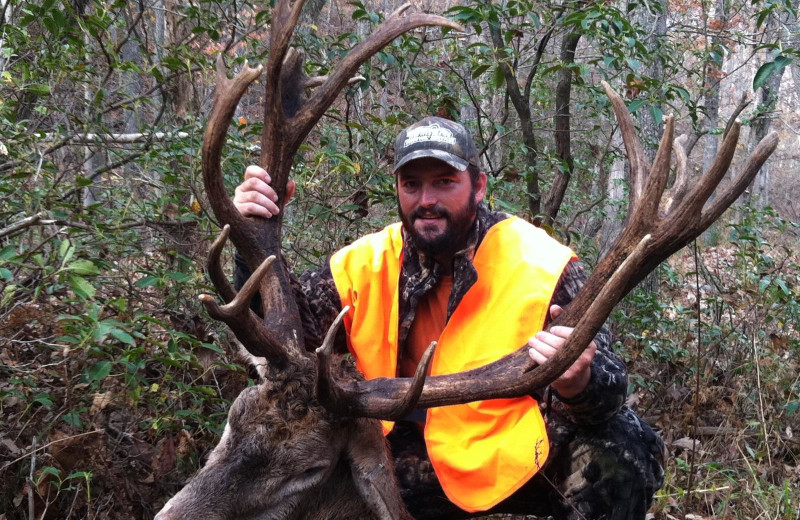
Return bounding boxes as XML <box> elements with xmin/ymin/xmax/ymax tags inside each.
<box><xmin>388</xmin><ymin>407</ymin><xmax>665</xmax><ymax>520</ymax></box>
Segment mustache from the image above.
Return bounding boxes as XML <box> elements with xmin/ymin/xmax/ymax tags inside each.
<box><xmin>411</xmin><ymin>205</ymin><xmax>450</xmax><ymax>220</ymax></box>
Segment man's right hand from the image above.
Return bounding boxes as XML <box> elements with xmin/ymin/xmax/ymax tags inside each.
<box><xmin>233</xmin><ymin>165</ymin><xmax>296</xmax><ymax>218</ymax></box>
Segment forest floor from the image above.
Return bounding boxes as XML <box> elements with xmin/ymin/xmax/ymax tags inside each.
<box><xmin>1</xmin><ymin>240</ymin><xmax>798</xmax><ymax>520</ymax></box>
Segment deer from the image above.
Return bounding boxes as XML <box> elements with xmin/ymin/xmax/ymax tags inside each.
<box><xmin>154</xmin><ymin>0</ymin><xmax>779</xmax><ymax>518</ymax></box>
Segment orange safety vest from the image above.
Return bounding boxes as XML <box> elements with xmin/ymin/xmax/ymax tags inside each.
<box><xmin>329</xmin><ymin>217</ymin><xmax>575</xmax><ymax>512</ymax></box>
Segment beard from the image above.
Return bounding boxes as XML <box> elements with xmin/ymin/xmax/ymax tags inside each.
<box><xmin>400</xmin><ymin>193</ymin><xmax>478</xmax><ymax>257</ymax></box>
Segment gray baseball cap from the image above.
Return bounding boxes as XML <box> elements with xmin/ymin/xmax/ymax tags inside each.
<box><xmin>393</xmin><ymin>117</ymin><xmax>480</xmax><ymax>173</ymax></box>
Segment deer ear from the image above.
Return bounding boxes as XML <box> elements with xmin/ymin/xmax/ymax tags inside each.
<box><xmin>345</xmin><ymin>419</ymin><xmax>408</xmax><ymax>520</ymax></box>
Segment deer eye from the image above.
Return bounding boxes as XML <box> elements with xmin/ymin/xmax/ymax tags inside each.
<box><xmin>299</xmin><ymin>464</ymin><xmax>327</xmax><ymax>478</ymax></box>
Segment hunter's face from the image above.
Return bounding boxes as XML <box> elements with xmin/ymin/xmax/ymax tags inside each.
<box><xmin>397</xmin><ymin>157</ymin><xmax>486</xmax><ymax>257</ymax></box>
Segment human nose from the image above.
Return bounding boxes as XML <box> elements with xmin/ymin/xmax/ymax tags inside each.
<box><xmin>419</xmin><ymin>184</ymin><xmax>437</xmax><ymax>207</ymax></box>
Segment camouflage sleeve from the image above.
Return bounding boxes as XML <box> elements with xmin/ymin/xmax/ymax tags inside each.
<box><xmin>545</xmin><ymin>260</ymin><xmax>628</xmax><ymax>424</ymax></box>
<box><xmin>297</xmin><ymin>262</ymin><xmax>349</xmax><ymax>352</ymax></box>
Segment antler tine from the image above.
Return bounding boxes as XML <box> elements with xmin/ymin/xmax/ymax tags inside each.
<box><xmin>700</xmin><ymin>131</ymin><xmax>779</xmax><ymax>229</ymax></box>
<box><xmin>661</xmin><ymin>134</ymin><xmax>690</xmax><ymax>215</ymax></box>
<box><xmin>207</xmin><ymin>224</ymin><xmax>236</xmax><ymax>303</ymax></box>
<box><xmin>303</xmin><ymin>75</ymin><xmax>366</xmax><ymax>90</ymax></box>
<box><xmin>207</xmin><ymin>255</ymin><xmax>278</xmax><ymax>318</ymax></box>
<box><xmin>316</xmin><ymin>307</ymin><xmax>436</xmax><ymax>418</ymax></box>
<box><xmin>293</xmin><ymin>12</ymin><xmax>463</xmax><ymax>147</ymax></box>
<box><xmin>663</xmin><ymin>121</ymin><xmax>741</xmax><ymax>234</ymax></box>
<box><xmin>200</xmin><ymin>292</ymin><xmax>288</xmax><ymax>363</ymax></box>
<box><xmin>629</xmin><ymin>115</ymin><xmax>675</xmax><ymax>227</ymax></box>
<box><xmin>202</xmin><ymin>56</ymin><xmax>263</xmax><ymax>234</ymax></box>
<box><xmin>270</xmin><ymin>0</ymin><xmax>309</xmax><ymax>65</ymax></box>
<box><xmin>601</xmin><ymin>81</ymin><xmax>650</xmax><ymax>208</ymax></box>
<box><xmin>199</xmin><ymin>256</ymin><xmax>288</xmax><ymax>363</ymax></box>
<box><xmin>388</xmin><ymin>3</ymin><xmax>412</xmax><ymax>18</ymax></box>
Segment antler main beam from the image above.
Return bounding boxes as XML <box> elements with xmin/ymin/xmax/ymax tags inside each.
<box><xmin>317</xmin><ymin>81</ymin><xmax>779</xmax><ymax>417</ymax></box>
<box><xmin>201</xmin><ymin>0</ymin><xmax>463</xmax><ymax>361</ymax></box>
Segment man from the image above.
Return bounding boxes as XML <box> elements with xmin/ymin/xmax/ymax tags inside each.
<box><xmin>233</xmin><ymin>117</ymin><xmax>665</xmax><ymax>519</ymax></box>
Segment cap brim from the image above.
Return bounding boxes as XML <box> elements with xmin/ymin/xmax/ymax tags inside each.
<box><xmin>393</xmin><ymin>149</ymin><xmax>470</xmax><ymax>173</ymax></box>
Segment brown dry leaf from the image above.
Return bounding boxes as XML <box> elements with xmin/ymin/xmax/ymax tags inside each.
<box><xmin>0</xmin><ymin>436</ymin><xmax>22</xmax><ymax>456</ymax></box>
<box><xmin>90</xmin><ymin>392</ymin><xmax>115</xmax><ymax>415</ymax></box>
<box><xmin>48</xmin><ymin>430</ymin><xmax>83</xmax><ymax>472</ymax></box>
<box><xmin>48</xmin><ymin>430</ymin><xmax>106</xmax><ymax>474</ymax></box>
<box><xmin>672</xmin><ymin>436</ymin><xmax>703</xmax><ymax>453</ymax></box>
<box><xmin>153</xmin><ymin>435</ymin><xmax>177</xmax><ymax>475</ymax></box>
<box><xmin>176</xmin><ymin>429</ymin><xmax>194</xmax><ymax>457</ymax></box>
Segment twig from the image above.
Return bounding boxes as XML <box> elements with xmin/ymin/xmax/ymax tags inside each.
<box><xmin>564</xmin><ymin>196</ymin><xmax>606</xmax><ymax>233</ymax></box>
<box><xmin>0</xmin><ymin>430</ymin><xmax>104</xmax><ymax>473</ymax></box>
<box><xmin>685</xmin><ymin>240</ymin><xmax>703</xmax><ymax>512</ymax></box>
<box><xmin>28</xmin><ymin>437</ymin><xmax>36</xmax><ymax>520</ymax></box>
<box><xmin>658</xmin><ymin>485</ymin><xmax>731</xmax><ymax>498</ymax></box>
<box><xmin>752</xmin><ymin>328</ymin><xmax>772</xmax><ymax>468</ymax></box>
<box><xmin>0</xmin><ymin>213</ymin><xmax>44</xmax><ymax>240</ymax></box>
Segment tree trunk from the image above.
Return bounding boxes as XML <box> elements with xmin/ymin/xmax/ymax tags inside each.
<box><xmin>541</xmin><ymin>32</ymin><xmax>581</xmax><ymax>224</ymax></box>
<box><xmin>742</xmin><ymin>13</ymin><xmax>784</xmax><ymax>209</ymax></box>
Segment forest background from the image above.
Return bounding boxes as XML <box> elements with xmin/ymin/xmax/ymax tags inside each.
<box><xmin>1</xmin><ymin>0</ymin><xmax>799</xmax><ymax>518</ymax></box>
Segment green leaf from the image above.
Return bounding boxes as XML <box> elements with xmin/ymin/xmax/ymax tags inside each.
<box><xmin>33</xmin><ymin>393</ymin><xmax>54</xmax><ymax>407</ymax></box>
<box><xmin>774</xmin><ymin>55</ymin><xmax>793</xmax><ymax>69</ymax></box>
<box><xmin>135</xmin><ymin>275</ymin><xmax>161</xmax><ymax>288</ymax></box>
<box><xmin>471</xmin><ymin>64</ymin><xmax>490</xmax><ymax>79</ymax></box>
<box><xmin>786</xmin><ymin>401</ymin><xmax>799</xmax><ymax>417</ymax></box>
<box><xmin>650</xmin><ymin>105</ymin><xmax>663</xmax><ymax>126</ymax></box>
<box><xmin>166</xmin><ymin>271</ymin><xmax>192</xmax><ymax>283</ymax></box>
<box><xmin>25</xmin><ymin>84</ymin><xmax>51</xmax><ymax>96</ymax></box>
<box><xmin>753</xmin><ymin>61</ymin><xmax>775</xmax><ymax>90</ymax></box>
<box><xmin>491</xmin><ymin>65</ymin><xmax>505</xmax><ymax>89</ymax></box>
<box><xmin>627</xmin><ymin>99</ymin><xmax>646</xmax><ymax>113</ymax></box>
<box><xmin>0</xmin><ymin>268</ymin><xmax>11</xmax><ymax>281</ymax></box>
<box><xmin>752</xmin><ymin>56</ymin><xmax>790</xmax><ymax>90</ymax></box>
<box><xmin>63</xmin><ymin>411</ymin><xmax>83</xmax><ymax>427</ymax></box>
<box><xmin>65</xmin><ymin>471</ymin><xmax>93</xmax><ymax>481</ymax></box>
<box><xmin>69</xmin><ymin>274</ymin><xmax>96</xmax><ymax>299</ymax></box>
<box><xmin>36</xmin><ymin>466</ymin><xmax>61</xmax><ymax>486</ymax></box>
<box><xmin>66</xmin><ymin>259</ymin><xmax>99</xmax><ymax>276</ymax></box>
<box><xmin>0</xmin><ymin>246</ymin><xmax>17</xmax><ymax>261</ymax></box>
<box><xmin>110</xmin><ymin>328</ymin><xmax>136</xmax><ymax>346</ymax></box>
<box><xmin>201</xmin><ymin>342</ymin><xmax>225</xmax><ymax>354</ymax></box>
<box><xmin>85</xmin><ymin>361</ymin><xmax>112</xmax><ymax>383</ymax></box>
<box><xmin>671</xmin><ymin>86</ymin><xmax>691</xmax><ymax>103</ymax></box>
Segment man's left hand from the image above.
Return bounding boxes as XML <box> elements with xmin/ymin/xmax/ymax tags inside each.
<box><xmin>527</xmin><ymin>305</ymin><xmax>596</xmax><ymax>399</ymax></box>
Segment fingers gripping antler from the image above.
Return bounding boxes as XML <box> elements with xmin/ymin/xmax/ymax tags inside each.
<box><xmin>317</xmin><ymin>82</ymin><xmax>779</xmax><ymax>417</ymax></box>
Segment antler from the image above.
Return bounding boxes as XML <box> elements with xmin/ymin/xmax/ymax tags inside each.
<box><xmin>200</xmin><ymin>1</ymin><xmax>463</xmax><ymax>361</ymax></box>
<box><xmin>315</xmin><ymin>307</ymin><xmax>438</xmax><ymax>420</ymax></box>
<box><xmin>315</xmin><ymin>81</ymin><xmax>779</xmax><ymax>417</ymax></box>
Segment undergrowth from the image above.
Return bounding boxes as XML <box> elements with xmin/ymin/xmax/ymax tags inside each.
<box><xmin>614</xmin><ymin>206</ymin><xmax>800</xmax><ymax>520</ymax></box>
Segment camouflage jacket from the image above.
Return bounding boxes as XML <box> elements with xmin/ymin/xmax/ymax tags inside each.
<box><xmin>234</xmin><ymin>203</ymin><xmax>627</xmax><ymax>425</ymax></box>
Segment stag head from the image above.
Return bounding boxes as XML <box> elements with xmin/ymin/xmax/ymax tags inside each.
<box><xmin>156</xmin><ymin>355</ymin><xmax>417</xmax><ymax>520</ymax></box>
